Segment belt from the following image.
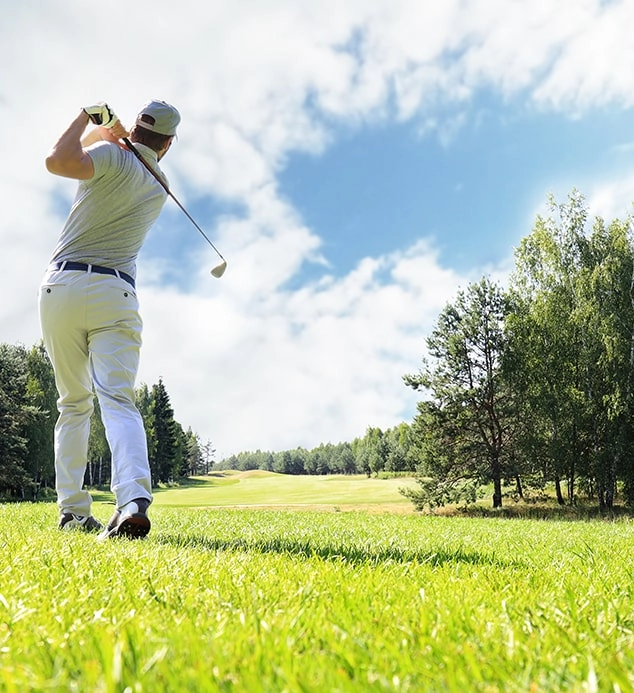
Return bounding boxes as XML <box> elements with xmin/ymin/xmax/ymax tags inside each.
<box><xmin>51</xmin><ymin>261</ymin><xmax>135</xmax><ymax>289</ymax></box>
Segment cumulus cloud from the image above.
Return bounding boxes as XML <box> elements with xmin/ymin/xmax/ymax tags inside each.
<box><xmin>137</xmin><ymin>239</ymin><xmax>466</xmax><ymax>456</ymax></box>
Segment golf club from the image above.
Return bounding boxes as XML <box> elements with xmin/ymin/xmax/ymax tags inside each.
<box><xmin>122</xmin><ymin>136</ymin><xmax>227</xmax><ymax>278</ymax></box>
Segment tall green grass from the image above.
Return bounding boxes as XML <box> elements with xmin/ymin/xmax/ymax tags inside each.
<box><xmin>1</xmin><ymin>499</ymin><xmax>634</xmax><ymax>691</ymax></box>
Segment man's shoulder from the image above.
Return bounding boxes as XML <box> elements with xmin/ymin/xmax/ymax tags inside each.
<box><xmin>86</xmin><ymin>140</ymin><xmax>124</xmax><ymax>157</ymax></box>
<box><xmin>86</xmin><ymin>141</ymin><xmax>131</xmax><ymax>176</ymax></box>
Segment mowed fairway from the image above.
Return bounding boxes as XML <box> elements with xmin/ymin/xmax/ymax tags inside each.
<box><xmin>150</xmin><ymin>471</ymin><xmax>419</xmax><ymax>512</ymax></box>
<box><xmin>2</xmin><ymin>474</ymin><xmax>634</xmax><ymax>692</ymax></box>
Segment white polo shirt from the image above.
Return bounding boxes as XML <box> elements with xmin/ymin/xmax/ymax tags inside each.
<box><xmin>49</xmin><ymin>141</ymin><xmax>168</xmax><ymax>279</ymax></box>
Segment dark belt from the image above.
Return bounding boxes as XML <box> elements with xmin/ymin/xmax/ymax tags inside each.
<box><xmin>51</xmin><ymin>261</ymin><xmax>135</xmax><ymax>289</ymax></box>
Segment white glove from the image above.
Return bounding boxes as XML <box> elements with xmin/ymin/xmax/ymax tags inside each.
<box><xmin>83</xmin><ymin>102</ymin><xmax>118</xmax><ymax>128</ymax></box>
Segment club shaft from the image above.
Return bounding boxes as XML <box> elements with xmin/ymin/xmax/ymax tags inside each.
<box><xmin>166</xmin><ymin>190</ymin><xmax>225</xmax><ymax>261</ymax></box>
<box><xmin>122</xmin><ymin>137</ymin><xmax>225</xmax><ymax>262</ymax></box>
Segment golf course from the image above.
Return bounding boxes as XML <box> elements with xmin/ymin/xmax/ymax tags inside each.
<box><xmin>149</xmin><ymin>470</ymin><xmax>419</xmax><ymax>512</ymax></box>
<box><xmin>2</xmin><ymin>472</ymin><xmax>634</xmax><ymax>691</ymax></box>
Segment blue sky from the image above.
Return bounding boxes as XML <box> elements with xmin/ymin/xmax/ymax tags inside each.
<box><xmin>148</xmin><ymin>97</ymin><xmax>634</xmax><ymax>286</ymax></box>
<box><xmin>280</xmin><ymin>102</ymin><xmax>634</xmax><ymax>274</ymax></box>
<box><xmin>2</xmin><ymin>0</ymin><xmax>634</xmax><ymax>458</ymax></box>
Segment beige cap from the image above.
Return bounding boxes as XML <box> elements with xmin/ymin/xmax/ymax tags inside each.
<box><xmin>135</xmin><ymin>100</ymin><xmax>181</xmax><ymax>136</ymax></box>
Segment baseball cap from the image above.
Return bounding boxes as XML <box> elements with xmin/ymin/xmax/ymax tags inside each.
<box><xmin>135</xmin><ymin>100</ymin><xmax>181</xmax><ymax>136</ymax></box>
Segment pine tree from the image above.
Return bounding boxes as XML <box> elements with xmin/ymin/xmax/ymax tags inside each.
<box><xmin>148</xmin><ymin>378</ymin><xmax>178</xmax><ymax>484</ymax></box>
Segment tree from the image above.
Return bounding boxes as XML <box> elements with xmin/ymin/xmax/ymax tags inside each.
<box><xmin>136</xmin><ymin>382</ymin><xmax>153</xmax><ymax>461</ymax></box>
<box><xmin>575</xmin><ymin>214</ymin><xmax>634</xmax><ymax>507</ymax></box>
<box><xmin>147</xmin><ymin>378</ymin><xmax>179</xmax><ymax>484</ymax></box>
<box><xmin>405</xmin><ymin>277</ymin><xmax>513</xmax><ymax>508</ymax></box>
<box><xmin>181</xmin><ymin>428</ymin><xmax>203</xmax><ymax>477</ymax></box>
<box><xmin>173</xmin><ymin>420</ymin><xmax>186</xmax><ymax>479</ymax></box>
<box><xmin>508</xmin><ymin>192</ymin><xmax>634</xmax><ymax>509</ymax></box>
<box><xmin>508</xmin><ymin>193</ymin><xmax>595</xmax><ymax>504</ymax></box>
<box><xmin>24</xmin><ymin>343</ymin><xmax>57</xmax><ymax>493</ymax></box>
<box><xmin>330</xmin><ymin>443</ymin><xmax>357</xmax><ymax>474</ymax></box>
<box><xmin>0</xmin><ymin>344</ymin><xmax>36</xmax><ymax>497</ymax></box>
<box><xmin>384</xmin><ymin>423</ymin><xmax>416</xmax><ymax>472</ymax></box>
<box><xmin>200</xmin><ymin>439</ymin><xmax>217</xmax><ymax>474</ymax></box>
<box><xmin>87</xmin><ymin>396</ymin><xmax>110</xmax><ymax>487</ymax></box>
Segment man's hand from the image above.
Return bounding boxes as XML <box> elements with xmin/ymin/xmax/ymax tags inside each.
<box><xmin>83</xmin><ymin>102</ymin><xmax>118</xmax><ymax>128</ymax></box>
<box><xmin>81</xmin><ymin>116</ymin><xmax>129</xmax><ymax>149</ymax></box>
<box><xmin>108</xmin><ymin>120</ymin><xmax>129</xmax><ymax>140</ymax></box>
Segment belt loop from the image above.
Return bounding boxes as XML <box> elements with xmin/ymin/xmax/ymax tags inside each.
<box><xmin>114</xmin><ymin>269</ymin><xmax>121</xmax><ymax>280</ymax></box>
<box><xmin>60</xmin><ymin>261</ymin><xmax>67</xmax><ymax>271</ymax></box>
<box><xmin>87</xmin><ymin>263</ymin><xmax>93</xmax><ymax>275</ymax></box>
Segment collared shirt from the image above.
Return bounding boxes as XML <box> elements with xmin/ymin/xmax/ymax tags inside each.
<box><xmin>48</xmin><ymin>141</ymin><xmax>168</xmax><ymax>279</ymax></box>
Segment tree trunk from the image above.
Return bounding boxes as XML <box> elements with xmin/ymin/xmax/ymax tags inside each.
<box><xmin>492</xmin><ymin>456</ymin><xmax>503</xmax><ymax>508</ymax></box>
<box><xmin>555</xmin><ymin>476</ymin><xmax>565</xmax><ymax>505</ymax></box>
<box><xmin>515</xmin><ymin>475</ymin><xmax>524</xmax><ymax>500</ymax></box>
<box><xmin>605</xmin><ymin>455</ymin><xmax>617</xmax><ymax>509</ymax></box>
<box><xmin>567</xmin><ymin>470</ymin><xmax>575</xmax><ymax>505</ymax></box>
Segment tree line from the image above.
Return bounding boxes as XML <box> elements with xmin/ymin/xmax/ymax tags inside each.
<box><xmin>0</xmin><ymin>338</ymin><xmax>417</xmax><ymax>498</ymax></box>
<box><xmin>214</xmin><ymin>422</ymin><xmax>418</xmax><ymax>477</ymax></box>
<box><xmin>0</xmin><ymin>342</ymin><xmax>211</xmax><ymax>499</ymax></box>
<box><xmin>215</xmin><ymin>192</ymin><xmax>634</xmax><ymax>512</ymax></box>
<box><xmin>403</xmin><ymin>192</ymin><xmax>634</xmax><ymax>511</ymax></box>
<box><xmin>3</xmin><ymin>191</ymin><xmax>634</xmax><ymax>512</ymax></box>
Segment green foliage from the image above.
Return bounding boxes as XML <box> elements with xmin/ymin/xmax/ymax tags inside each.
<box><xmin>404</xmin><ymin>277</ymin><xmax>512</xmax><ymax>508</ymax></box>
<box><xmin>215</xmin><ymin>424</ymin><xmax>420</xmax><ymax>478</ymax></box>
<box><xmin>399</xmin><ymin>476</ymin><xmax>481</xmax><ymax>512</ymax></box>
<box><xmin>506</xmin><ymin>192</ymin><xmax>634</xmax><ymax>509</ymax></box>
<box><xmin>0</xmin><ymin>343</ymin><xmax>39</xmax><ymax>497</ymax></box>
<box><xmin>405</xmin><ymin>191</ymin><xmax>634</xmax><ymax>513</ymax></box>
<box><xmin>23</xmin><ymin>343</ymin><xmax>56</xmax><ymax>492</ymax></box>
<box><xmin>181</xmin><ymin>428</ymin><xmax>203</xmax><ymax>476</ymax></box>
<box><xmin>0</xmin><ymin>338</ymin><xmax>209</xmax><ymax>498</ymax></box>
<box><xmin>147</xmin><ymin>378</ymin><xmax>179</xmax><ymax>484</ymax></box>
<box><xmin>87</xmin><ymin>396</ymin><xmax>110</xmax><ymax>486</ymax></box>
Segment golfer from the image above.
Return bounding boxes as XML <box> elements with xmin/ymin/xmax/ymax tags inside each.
<box><xmin>39</xmin><ymin>99</ymin><xmax>180</xmax><ymax>540</ymax></box>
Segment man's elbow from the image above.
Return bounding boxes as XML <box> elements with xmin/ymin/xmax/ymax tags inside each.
<box><xmin>45</xmin><ymin>151</ymin><xmax>93</xmax><ymax>179</ymax></box>
<box><xmin>45</xmin><ymin>153</ymin><xmax>63</xmax><ymax>175</ymax></box>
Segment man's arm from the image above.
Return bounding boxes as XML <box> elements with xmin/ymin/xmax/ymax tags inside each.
<box><xmin>81</xmin><ymin>121</ymin><xmax>129</xmax><ymax>148</ymax></box>
<box><xmin>45</xmin><ymin>111</ymin><xmax>95</xmax><ymax>179</ymax></box>
<box><xmin>45</xmin><ymin>108</ymin><xmax>129</xmax><ymax>180</ymax></box>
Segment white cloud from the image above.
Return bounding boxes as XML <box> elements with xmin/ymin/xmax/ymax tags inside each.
<box><xmin>137</xmin><ymin>240</ymin><xmax>465</xmax><ymax>457</ymax></box>
<box><xmin>2</xmin><ymin>0</ymin><xmax>634</xmax><ymax>457</ymax></box>
<box><xmin>533</xmin><ymin>0</ymin><xmax>634</xmax><ymax>111</ymax></box>
<box><xmin>587</xmin><ymin>176</ymin><xmax>634</xmax><ymax>222</ymax></box>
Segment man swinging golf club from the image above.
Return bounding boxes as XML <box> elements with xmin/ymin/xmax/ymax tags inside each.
<box><xmin>40</xmin><ymin>99</ymin><xmax>181</xmax><ymax>540</ymax></box>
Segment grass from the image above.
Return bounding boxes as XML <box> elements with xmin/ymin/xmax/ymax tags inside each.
<box><xmin>2</xmin><ymin>475</ymin><xmax>634</xmax><ymax>691</ymax></box>
<box><xmin>149</xmin><ymin>471</ymin><xmax>420</xmax><ymax>512</ymax></box>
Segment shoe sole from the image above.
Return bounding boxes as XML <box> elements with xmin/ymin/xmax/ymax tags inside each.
<box><xmin>108</xmin><ymin>513</ymin><xmax>151</xmax><ymax>540</ymax></box>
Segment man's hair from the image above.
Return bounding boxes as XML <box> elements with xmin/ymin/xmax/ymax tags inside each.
<box><xmin>130</xmin><ymin>124</ymin><xmax>173</xmax><ymax>153</ymax></box>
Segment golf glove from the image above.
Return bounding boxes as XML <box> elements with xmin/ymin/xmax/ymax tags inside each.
<box><xmin>83</xmin><ymin>102</ymin><xmax>118</xmax><ymax>128</ymax></box>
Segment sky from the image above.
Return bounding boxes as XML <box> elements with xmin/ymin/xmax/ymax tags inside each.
<box><xmin>2</xmin><ymin>0</ymin><xmax>634</xmax><ymax>460</ymax></box>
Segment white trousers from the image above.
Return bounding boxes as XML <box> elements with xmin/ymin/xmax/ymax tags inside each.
<box><xmin>38</xmin><ymin>268</ymin><xmax>152</xmax><ymax>516</ymax></box>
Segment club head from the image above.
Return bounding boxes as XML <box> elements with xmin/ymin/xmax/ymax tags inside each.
<box><xmin>210</xmin><ymin>260</ymin><xmax>227</xmax><ymax>278</ymax></box>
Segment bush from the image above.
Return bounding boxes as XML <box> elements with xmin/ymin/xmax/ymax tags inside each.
<box><xmin>400</xmin><ymin>477</ymin><xmax>481</xmax><ymax>512</ymax></box>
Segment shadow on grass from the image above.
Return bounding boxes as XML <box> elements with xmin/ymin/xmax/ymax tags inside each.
<box><xmin>451</xmin><ymin>504</ymin><xmax>634</xmax><ymax>522</ymax></box>
<box><xmin>151</xmin><ymin>478</ymin><xmax>240</xmax><ymax>495</ymax></box>
<box><xmin>155</xmin><ymin>533</ymin><xmax>525</xmax><ymax>570</ymax></box>
<box><xmin>91</xmin><ymin>478</ymin><xmax>229</xmax><ymax>505</ymax></box>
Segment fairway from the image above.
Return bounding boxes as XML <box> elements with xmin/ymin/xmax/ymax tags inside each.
<box><xmin>149</xmin><ymin>471</ymin><xmax>419</xmax><ymax>512</ymax></box>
